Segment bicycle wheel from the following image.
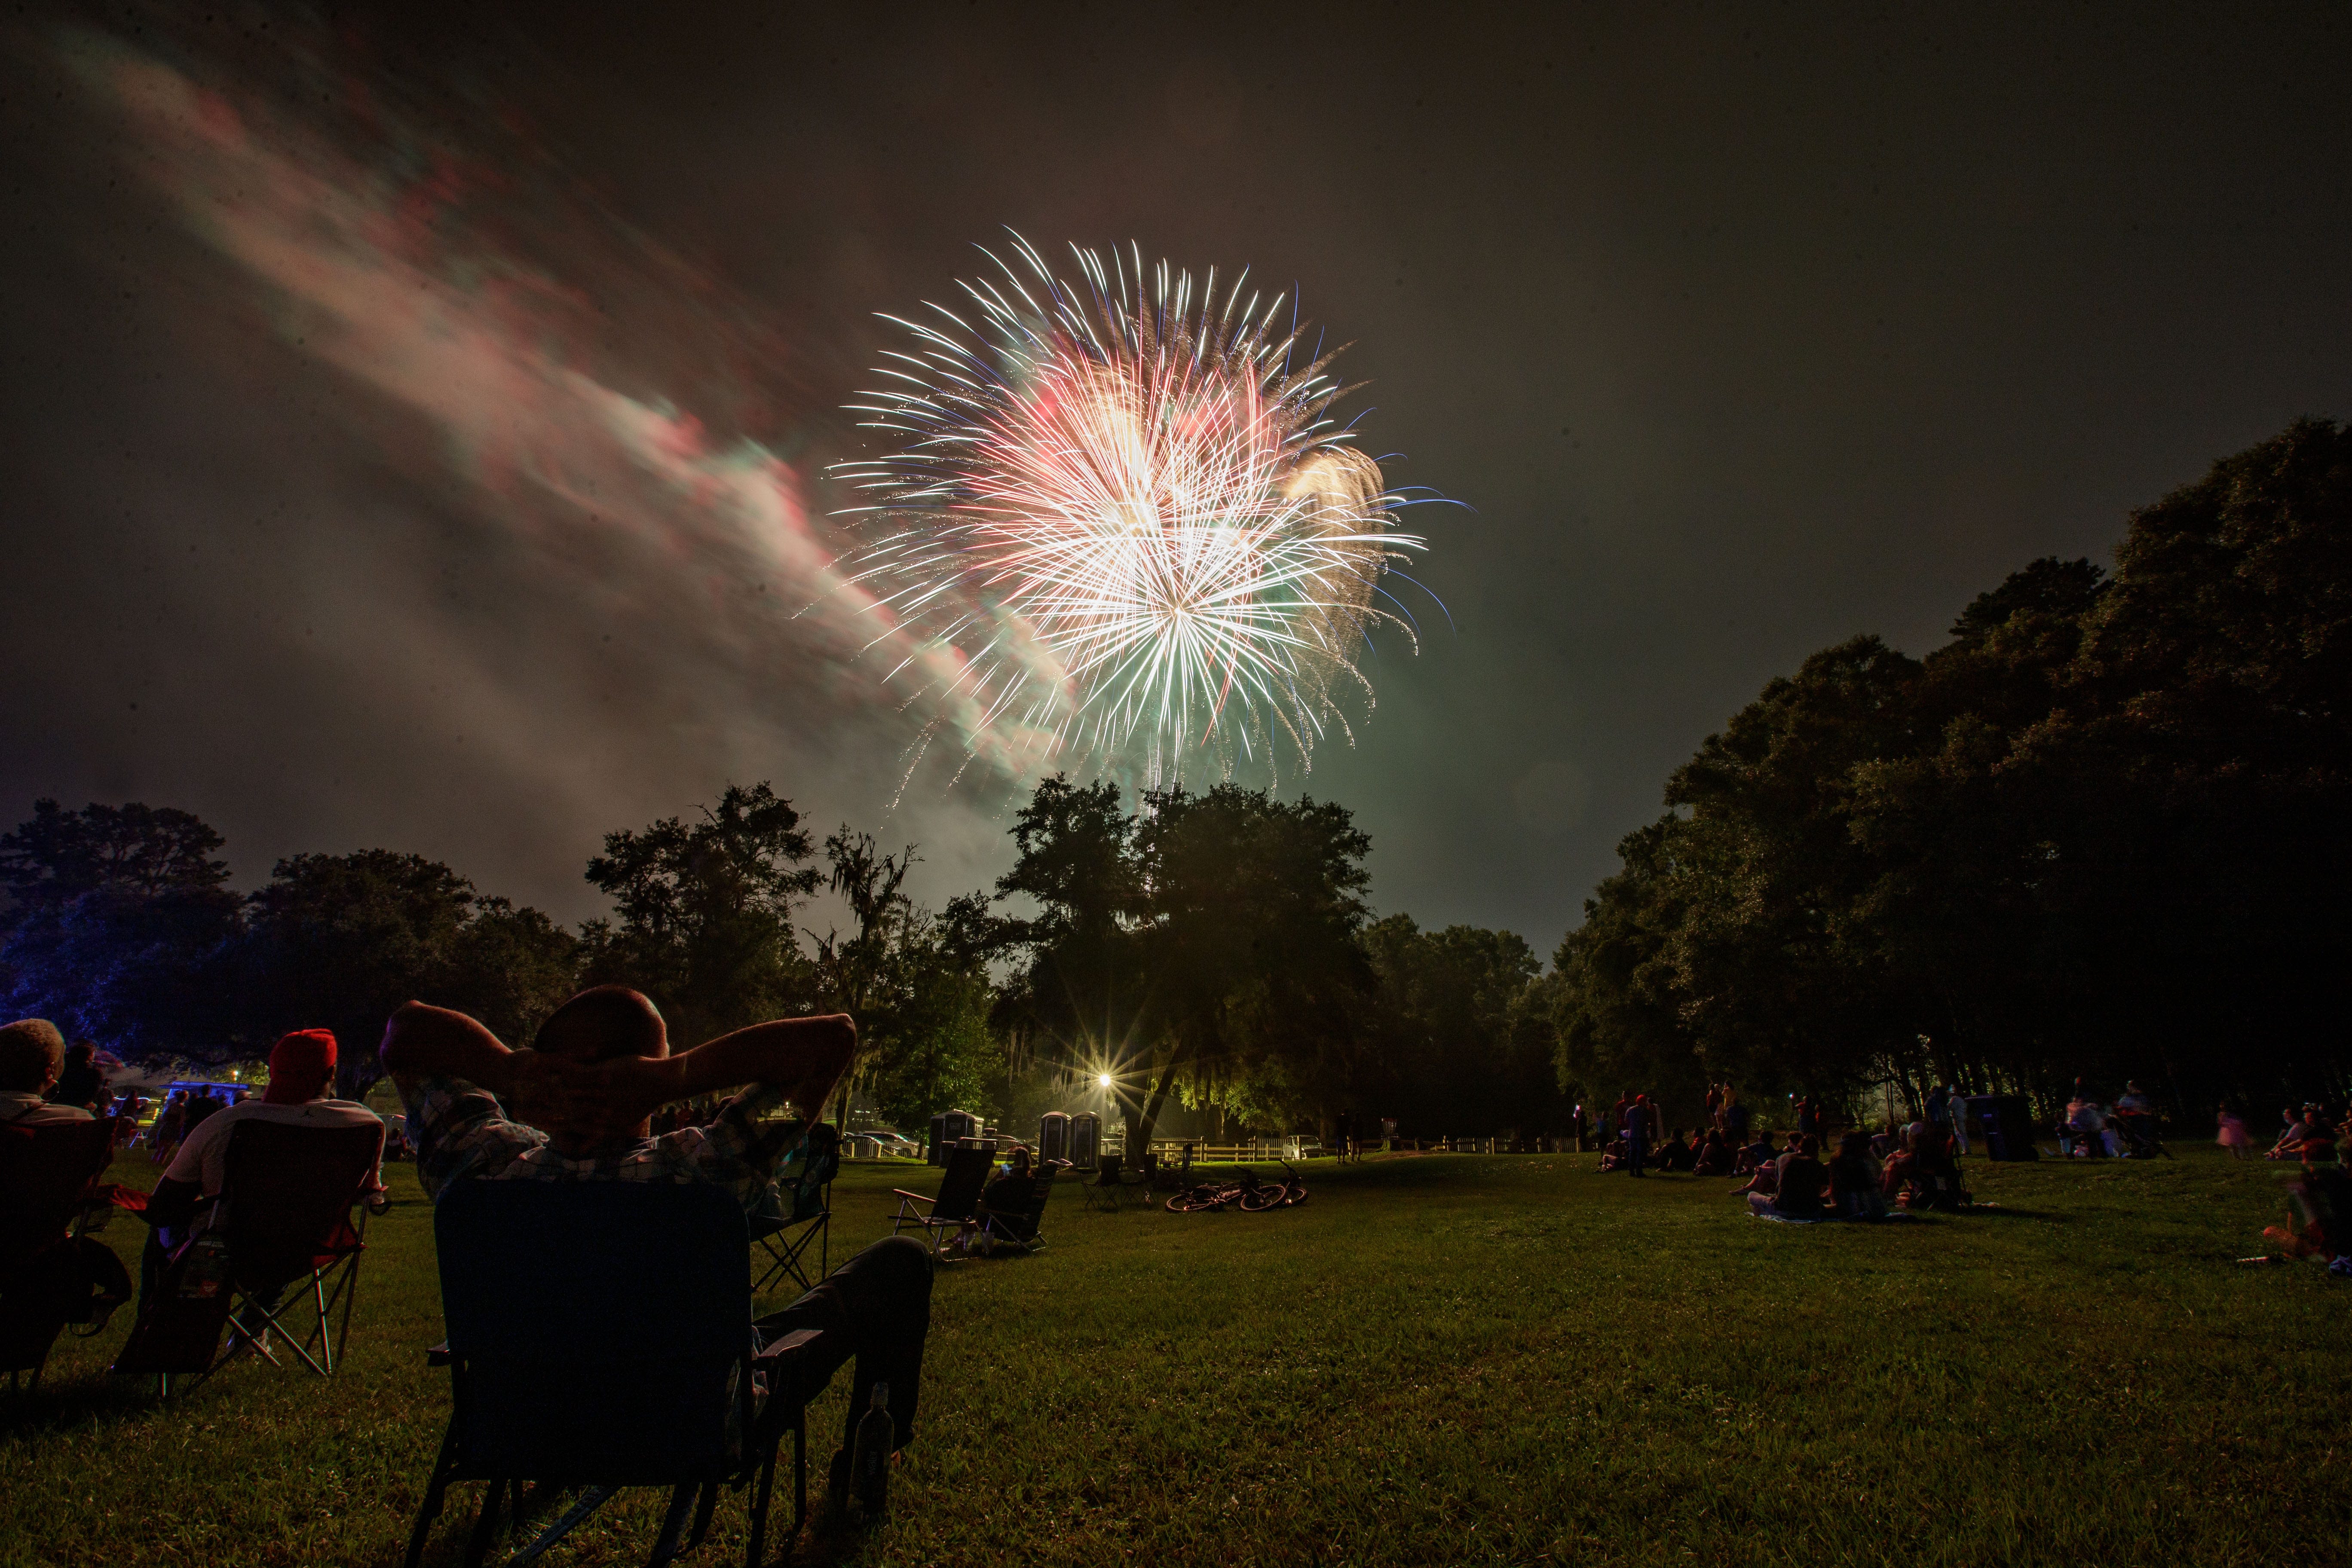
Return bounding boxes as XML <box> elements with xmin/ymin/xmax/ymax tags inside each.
<box><xmin>1238</xmin><ymin>1185</ymin><xmax>1283</xmax><ymax>1212</ymax></box>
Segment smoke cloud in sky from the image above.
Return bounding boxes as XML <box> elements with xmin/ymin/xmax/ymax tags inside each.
<box><xmin>4</xmin><ymin>15</ymin><xmax>1025</xmax><ymax>924</ymax></box>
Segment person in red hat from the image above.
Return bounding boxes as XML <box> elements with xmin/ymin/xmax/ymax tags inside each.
<box><xmin>141</xmin><ymin>1029</ymin><xmax>386</xmax><ymax>1304</ymax></box>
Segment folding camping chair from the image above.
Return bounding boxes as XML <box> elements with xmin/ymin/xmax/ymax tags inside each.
<box><xmin>889</xmin><ymin>1144</ymin><xmax>992</xmax><ymax>1263</ymax></box>
<box><xmin>112</xmin><ymin>1116</ymin><xmax>385</xmax><ymax>1396</ymax></box>
<box><xmin>973</xmin><ymin>1168</ymin><xmax>1056</xmax><ymax>1256</ymax></box>
<box><xmin>750</xmin><ymin>1122</ymin><xmax>838</xmax><ymax>1298</ymax></box>
<box><xmin>404</xmin><ymin>1181</ymin><xmax>823</xmax><ymax>1568</ymax></box>
<box><xmin>1081</xmin><ymin>1154</ymin><xmax>1128</xmax><ymax>1213</ymax></box>
<box><xmin>0</xmin><ymin>1117</ymin><xmax>126</xmax><ymax>1390</ymax></box>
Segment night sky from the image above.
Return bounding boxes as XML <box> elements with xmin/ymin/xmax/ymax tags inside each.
<box><xmin>4</xmin><ymin>3</ymin><xmax>2348</xmax><ymax>948</ymax></box>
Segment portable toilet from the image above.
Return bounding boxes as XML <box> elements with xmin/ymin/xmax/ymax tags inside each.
<box><xmin>931</xmin><ymin>1109</ymin><xmax>980</xmax><ymax>1165</ymax></box>
<box><xmin>1963</xmin><ymin>1095</ymin><xmax>2042</xmax><ymax>1161</ymax></box>
<box><xmin>1068</xmin><ymin>1111</ymin><xmax>1102</xmax><ymax>1171</ymax></box>
<box><xmin>944</xmin><ymin>1110</ymin><xmax>981</xmax><ymax>1145</ymax></box>
<box><xmin>1038</xmin><ymin>1111</ymin><xmax>1070</xmax><ymax>1164</ymax></box>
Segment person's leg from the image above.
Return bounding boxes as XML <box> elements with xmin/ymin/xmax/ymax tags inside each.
<box><xmin>753</xmin><ymin>1235</ymin><xmax>934</xmax><ymax>1454</ymax></box>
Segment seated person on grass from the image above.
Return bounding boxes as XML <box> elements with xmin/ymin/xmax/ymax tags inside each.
<box><xmin>1596</xmin><ymin>1135</ymin><xmax>1627</xmax><ymax>1173</ymax></box>
<box><xmin>2295</xmin><ymin>1105</ymin><xmax>2338</xmax><ymax>1166</ymax></box>
<box><xmin>380</xmin><ymin>987</ymin><xmax>931</xmax><ymax>1498</ymax></box>
<box><xmin>1734</xmin><ymin>1133</ymin><xmax>1776</xmax><ymax>1177</ymax></box>
<box><xmin>2262</xmin><ymin>1149</ymin><xmax>2352</xmax><ymax>1264</ymax></box>
<box><xmin>1691</xmin><ymin>1129</ymin><xmax>1732</xmax><ymax>1178</ymax></box>
<box><xmin>1657</xmin><ymin>1129</ymin><xmax>1694</xmax><ymax>1173</ymax></box>
<box><xmin>141</xmin><ymin>1029</ymin><xmax>386</xmax><ymax>1316</ymax></box>
<box><xmin>1732</xmin><ymin>1153</ymin><xmax>1777</xmax><ymax>1204</ymax></box>
<box><xmin>0</xmin><ymin>1019</ymin><xmax>95</xmax><ymax>1128</ymax></box>
<box><xmin>2266</xmin><ymin>1107</ymin><xmax>2312</xmax><ymax>1161</ymax></box>
<box><xmin>1749</xmin><ymin>1133</ymin><xmax>1831</xmax><ymax>1219</ymax></box>
<box><xmin>1881</xmin><ymin>1123</ymin><xmax>1972</xmax><ymax>1211</ymax></box>
<box><xmin>1828</xmin><ymin>1131</ymin><xmax>1888</xmax><ymax>1219</ymax></box>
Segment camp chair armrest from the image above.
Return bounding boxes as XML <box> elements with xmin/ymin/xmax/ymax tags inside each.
<box><xmin>754</xmin><ymin>1328</ymin><xmax>824</xmax><ymax>1363</ymax></box>
<box><xmin>889</xmin><ymin>1189</ymin><xmax>935</xmax><ymax>1205</ymax></box>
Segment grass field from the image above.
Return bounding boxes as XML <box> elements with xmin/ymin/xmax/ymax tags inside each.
<box><xmin>2</xmin><ymin>1143</ymin><xmax>2343</xmax><ymax>1566</ymax></box>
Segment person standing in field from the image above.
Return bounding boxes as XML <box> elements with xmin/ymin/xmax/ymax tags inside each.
<box><xmin>2217</xmin><ymin>1102</ymin><xmax>2251</xmax><ymax>1159</ymax></box>
<box><xmin>1623</xmin><ymin>1095</ymin><xmax>1651</xmax><ymax>1178</ymax></box>
<box><xmin>1946</xmin><ymin>1088</ymin><xmax>1971</xmax><ymax>1156</ymax></box>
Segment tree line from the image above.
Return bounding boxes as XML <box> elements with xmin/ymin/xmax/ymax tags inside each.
<box><xmin>10</xmin><ymin>419</ymin><xmax>2337</xmax><ymax>1140</ymax></box>
<box><xmin>1550</xmin><ymin>417</ymin><xmax>2352</xmax><ymax>1126</ymax></box>
<box><xmin>0</xmin><ymin>781</ymin><xmax>1562</xmax><ymax>1145</ymax></box>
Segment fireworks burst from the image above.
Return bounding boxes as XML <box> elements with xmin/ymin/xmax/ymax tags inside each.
<box><xmin>830</xmin><ymin>235</ymin><xmax>1430</xmax><ymax>784</ymax></box>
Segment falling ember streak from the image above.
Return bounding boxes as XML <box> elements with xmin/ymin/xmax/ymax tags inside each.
<box><xmin>829</xmin><ymin>235</ymin><xmax>1428</xmax><ymax>785</ymax></box>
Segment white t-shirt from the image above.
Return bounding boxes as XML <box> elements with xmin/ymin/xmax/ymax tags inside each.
<box><xmin>163</xmin><ymin>1097</ymin><xmax>385</xmax><ymax>1198</ymax></box>
<box><xmin>0</xmin><ymin>1090</ymin><xmax>93</xmax><ymax>1127</ymax></box>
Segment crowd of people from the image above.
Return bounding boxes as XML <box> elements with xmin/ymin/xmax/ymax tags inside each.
<box><xmin>2247</xmin><ymin>1101</ymin><xmax>2352</xmax><ymax>1165</ymax></box>
<box><xmin>1579</xmin><ymin>1080</ymin><xmax>1979</xmax><ymax>1219</ymax></box>
<box><xmin>3</xmin><ymin>990</ymin><xmax>937</xmax><ymax>1515</ymax></box>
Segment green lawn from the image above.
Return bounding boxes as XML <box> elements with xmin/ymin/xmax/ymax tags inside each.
<box><xmin>2</xmin><ymin>1145</ymin><xmax>2342</xmax><ymax>1566</ymax></box>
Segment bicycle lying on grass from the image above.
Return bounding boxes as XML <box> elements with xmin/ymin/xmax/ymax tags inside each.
<box><xmin>1164</xmin><ymin>1159</ymin><xmax>1309</xmax><ymax>1213</ymax></box>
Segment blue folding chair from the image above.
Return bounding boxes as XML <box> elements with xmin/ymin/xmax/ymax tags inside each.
<box><xmin>749</xmin><ymin>1123</ymin><xmax>838</xmax><ymax>1298</ymax></box>
<box><xmin>404</xmin><ymin>1181</ymin><xmax>822</xmax><ymax>1568</ymax></box>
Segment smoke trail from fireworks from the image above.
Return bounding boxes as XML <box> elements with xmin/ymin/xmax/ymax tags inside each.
<box><xmin>58</xmin><ymin>21</ymin><xmax>1060</xmax><ymax>799</ymax></box>
<box><xmin>831</xmin><ymin>236</ymin><xmax>1428</xmax><ymax>785</ymax></box>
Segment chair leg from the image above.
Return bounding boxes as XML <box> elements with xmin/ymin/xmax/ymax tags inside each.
<box><xmin>310</xmin><ymin>1267</ymin><xmax>332</xmax><ymax>1371</ymax></box>
<box><xmin>233</xmin><ymin>1289</ymin><xmax>325</xmax><ymax>1376</ymax></box>
<box><xmin>682</xmin><ymin>1479</ymin><xmax>721</xmax><ymax>1554</ymax></box>
<box><xmin>404</xmin><ymin>1421</ymin><xmax>461</xmax><ymax>1568</ymax></box>
<box><xmin>793</xmin><ymin>1412</ymin><xmax>807</xmax><ymax>1537</ymax></box>
<box><xmin>505</xmin><ymin>1485</ymin><xmax>613</xmax><ymax>1568</ymax></box>
<box><xmin>460</xmin><ymin>1477</ymin><xmax>508</xmax><ymax>1568</ymax></box>
<box><xmin>744</xmin><ymin>1449</ymin><xmax>776</xmax><ymax>1568</ymax></box>
<box><xmin>315</xmin><ymin>1254</ymin><xmax>363</xmax><ymax>1375</ymax></box>
<box><xmin>646</xmin><ymin>1483</ymin><xmax>698</xmax><ymax>1567</ymax></box>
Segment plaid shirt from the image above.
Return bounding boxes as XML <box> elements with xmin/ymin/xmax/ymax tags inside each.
<box><xmin>401</xmin><ymin>1074</ymin><xmax>804</xmax><ymax>1216</ymax></box>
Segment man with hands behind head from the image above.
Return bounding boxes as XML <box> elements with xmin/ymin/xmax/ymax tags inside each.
<box><xmin>381</xmin><ymin>986</ymin><xmax>935</xmax><ymax>1503</ymax></box>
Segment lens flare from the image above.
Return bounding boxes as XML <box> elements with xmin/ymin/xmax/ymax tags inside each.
<box><xmin>830</xmin><ymin>236</ymin><xmax>1428</xmax><ymax>785</ymax></box>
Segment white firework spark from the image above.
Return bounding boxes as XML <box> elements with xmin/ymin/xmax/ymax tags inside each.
<box><xmin>829</xmin><ymin>234</ymin><xmax>1429</xmax><ymax>784</ymax></box>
